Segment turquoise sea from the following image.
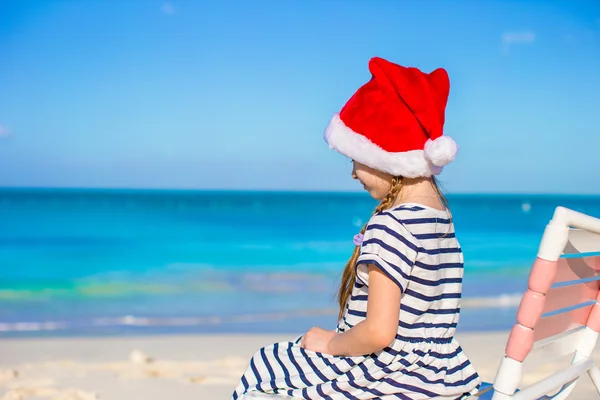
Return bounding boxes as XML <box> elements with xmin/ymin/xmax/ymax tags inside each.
<box><xmin>1</xmin><ymin>188</ymin><xmax>599</xmax><ymax>337</ymax></box>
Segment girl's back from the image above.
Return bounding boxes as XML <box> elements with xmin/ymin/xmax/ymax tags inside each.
<box><xmin>335</xmin><ymin>203</ymin><xmax>480</xmax><ymax>398</ymax></box>
<box><xmin>343</xmin><ymin>204</ymin><xmax>464</xmax><ymax>340</ymax></box>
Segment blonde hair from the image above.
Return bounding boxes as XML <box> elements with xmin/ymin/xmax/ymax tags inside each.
<box><xmin>336</xmin><ymin>176</ymin><xmax>450</xmax><ymax>320</ymax></box>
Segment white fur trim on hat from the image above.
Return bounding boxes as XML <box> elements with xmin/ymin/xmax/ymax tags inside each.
<box><xmin>324</xmin><ymin>113</ymin><xmax>452</xmax><ymax>178</ymax></box>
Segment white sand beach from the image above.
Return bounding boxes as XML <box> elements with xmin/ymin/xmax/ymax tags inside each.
<box><xmin>1</xmin><ymin>332</ymin><xmax>599</xmax><ymax>399</ymax></box>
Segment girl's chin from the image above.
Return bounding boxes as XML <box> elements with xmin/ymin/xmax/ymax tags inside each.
<box><xmin>364</xmin><ymin>187</ymin><xmax>384</xmax><ymax>201</ymax></box>
<box><xmin>360</xmin><ymin>183</ymin><xmax>384</xmax><ymax>200</ymax></box>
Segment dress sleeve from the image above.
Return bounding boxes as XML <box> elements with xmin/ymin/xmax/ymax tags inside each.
<box><xmin>355</xmin><ymin>212</ymin><xmax>419</xmax><ymax>292</ymax></box>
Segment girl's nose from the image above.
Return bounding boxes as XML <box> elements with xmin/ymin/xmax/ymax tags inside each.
<box><xmin>351</xmin><ymin>162</ymin><xmax>357</xmax><ymax>179</ymax></box>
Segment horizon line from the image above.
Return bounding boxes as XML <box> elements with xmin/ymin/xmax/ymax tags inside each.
<box><xmin>1</xmin><ymin>186</ymin><xmax>599</xmax><ymax>197</ymax></box>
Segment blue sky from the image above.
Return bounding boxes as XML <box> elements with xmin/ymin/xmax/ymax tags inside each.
<box><xmin>0</xmin><ymin>0</ymin><xmax>599</xmax><ymax>193</ymax></box>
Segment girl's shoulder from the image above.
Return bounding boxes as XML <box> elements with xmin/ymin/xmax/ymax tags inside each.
<box><xmin>388</xmin><ymin>203</ymin><xmax>452</xmax><ymax>221</ymax></box>
<box><xmin>366</xmin><ymin>203</ymin><xmax>453</xmax><ymax>243</ymax></box>
<box><xmin>371</xmin><ymin>202</ymin><xmax>451</xmax><ymax>225</ymax></box>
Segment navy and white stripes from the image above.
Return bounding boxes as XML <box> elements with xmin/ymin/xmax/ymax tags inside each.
<box><xmin>232</xmin><ymin>204</ymin><xmax>481</xmax><ymax>399</ymax></box>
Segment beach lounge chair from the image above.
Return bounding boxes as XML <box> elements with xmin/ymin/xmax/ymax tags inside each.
<box><xmin>472</xmin><ymin>206</ymin><xmax>600</xmax><ymax>399</ymax></box>
<box><xmin>241</xmin><ymin>206</ymin><xmax>600</xmax><ymax>400</ymax></box>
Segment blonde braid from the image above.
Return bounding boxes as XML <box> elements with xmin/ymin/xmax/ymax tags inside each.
<box><xmin>336</xmin><ymin>176</ymin><xmax>403</xmax><ymax>320</ymax></box>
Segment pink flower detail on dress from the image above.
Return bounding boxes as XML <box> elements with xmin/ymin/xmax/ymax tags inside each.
<box><xmin>353</xmin><ymin>233</ymin><xmax>364</xmax><ymax>246</ymax></box>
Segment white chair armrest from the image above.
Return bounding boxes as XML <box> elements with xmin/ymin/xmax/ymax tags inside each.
<box><xmin>512</xmin><ymin>358</ymin><xmax>593</xmax><ymax>400</ymax></box>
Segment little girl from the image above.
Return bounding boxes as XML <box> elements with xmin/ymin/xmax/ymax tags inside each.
<box><xmin>232</xmin><ymin>57</ymin><xmax>482</xmax><ymax>400</ymax></box>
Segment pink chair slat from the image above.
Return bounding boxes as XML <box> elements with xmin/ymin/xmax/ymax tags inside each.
<box><xmin>533</xmin><ymin>304</ymin><xmax>594</xmax><ymax>342</ymax></box>
<box><xmin>552</xmin><ymin>257</ymin><xmax>600</xmax><ymax>286</ymax></box>
<box><xmin>528</xmin><ymin>258</ymin><xmax>558</xmax><ymax>294</ymax></box>
<box><xmin>543</xmin><ymin>280</ymin><xmax>600</xmax><ymax>315</ymax></box>
<box><xmin>505</xmin><ymin>324</ymin><xmax>535</xmax><ymax>362</ymax></box>
<box><xmin>516</xmin><ymin>290</ymin><xmax>546</xmax><ymax>328</ymax></box>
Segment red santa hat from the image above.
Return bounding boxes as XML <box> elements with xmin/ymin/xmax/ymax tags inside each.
<box><xmin>324</xmin><ymin>57</ymin><xmax>458</xmax><ymax>178</ymax></box>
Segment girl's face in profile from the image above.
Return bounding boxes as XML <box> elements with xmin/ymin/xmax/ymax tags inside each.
<box><xmin>351</xmin><ymin>160</ymin><xmax>393</xmax><ymax>201</ymax></box>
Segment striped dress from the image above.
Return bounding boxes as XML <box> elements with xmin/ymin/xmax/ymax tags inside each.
<box><xmin>232</xmin><ymin>204</ymin><xmax>482</xmax><ymax>400</ymax></box>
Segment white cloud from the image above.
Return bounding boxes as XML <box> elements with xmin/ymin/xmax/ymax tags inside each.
<box><xmin>162</xmin><ymin>2</ymin><xmax>176</xmax><ymax>15</ymax></box>
<box><xmin>502</xmin><ymin>31</ymin><xmax>535</xmax><ymax>44</ymax></box>
<box><xmin>0</xmin><ymin>125</ymin><xmax>9</xmax><ymax>138</ymax></box>
<box><xmin>501</xmin><ymin>31</ymin><xmax>535</xmax><ymax>54</ymax></box>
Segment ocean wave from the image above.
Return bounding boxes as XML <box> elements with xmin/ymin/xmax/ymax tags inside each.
<box><xmin>0</xmin><ymin>294</ymin><xmax>523</xmax><ymax>332</ymax></box>
<box><xmin>461</xmin><ymin>293</ymin><xmax>522</xmax><ymax>308</ymax></box>
<box><xmin>0</xmin><ymin>308</ymin><xmax>338</xmax><ymax>332</ymax></box>
<box><xmin>0</xmin><ymin>321</ymin><xmax>68</xmax><ymax>332</ymax></box>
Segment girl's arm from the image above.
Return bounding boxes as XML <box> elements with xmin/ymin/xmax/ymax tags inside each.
<box><xmin>328</xmin><ymin>264</ymin><xmax>401</xmax><ymax>357</ymax></box>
